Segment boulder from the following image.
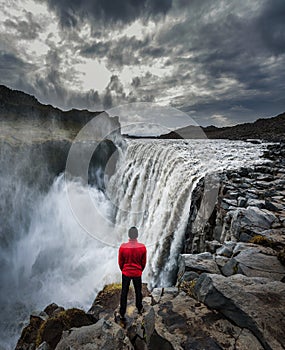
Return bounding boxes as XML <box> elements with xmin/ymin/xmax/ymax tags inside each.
<box><xmin>247</xmin><ymin>199</ymin><xmax>265</xmax><ymax>209</ymax></box>
<box><xmin>230</xmin><ymin>207</ymin><xmax>277</xmax><ymax>240</ymax></box>
<box><xmin>178</xmin><ymin>252</ymin><xmax>220</xmax><ymax>276</ymax></box>
<box><xmin>36</xmin><ymin>308</ymin><xmax>95</xmax><ymax>349</ymax></box>
<box><xmin>15</xmin><ymin>315</ymin><xmax>44</xmax><ymax>350</ymax></box>
<box><xmin>55</xmin><ymin>318</ymin><xmax>134</xmax><ymax>350</ymax></box>
<box><xmin>194</xmin><ymin>273</ymin><xmax>285</xmax><ymax>350</ymax></box>
<box><xmin>221</xmin><ymin>248</ymin><xmax>285</xmax><ymax>280</ymax></box>
<box><xmin>151</xmin><ymin>288</ymin><xmax>163</xmax><ymax>304</ymax></box>
<box><xmin>216</xmin><ymin>241</ymin><xmax>236</xmax><ymax>257</ymax></box>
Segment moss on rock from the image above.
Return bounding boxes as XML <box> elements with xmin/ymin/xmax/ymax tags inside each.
<box><xmin>36</xmin><ymin>308</ymin><xmax>94</xmax><ymax>349</ymax></box>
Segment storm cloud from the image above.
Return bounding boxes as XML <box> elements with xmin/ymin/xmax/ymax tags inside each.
<box><xmin>0</xmin><ymin>0</ymin><xmax>285</xmax><ymax>127</ymax></box>
<box><xmin>39</xmin><ymin>0</ymin><xmax>172</xmax><ymax>28</ymax></box>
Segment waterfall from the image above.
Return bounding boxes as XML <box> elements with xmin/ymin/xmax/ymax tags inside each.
<box><xmin>0</xmin><ymin>137</ymin><xmax>264</xmax><ymax>349</ymax></box>
<box><xmin>106</xmin><ymin>139</ymin><xmax>265</xmax><ymax>288</ymax></box>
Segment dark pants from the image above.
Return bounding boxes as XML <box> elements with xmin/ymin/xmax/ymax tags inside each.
<box><xmin>119</xmin><ymin>274</ymin><xmax>143</xmax><ymax>317</ymax></box>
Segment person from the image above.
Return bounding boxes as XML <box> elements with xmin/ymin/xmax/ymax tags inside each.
<box><xmin>118</xmin><ymin>226</ymin><xmax>147</xmax><ymax>320</ymax></box>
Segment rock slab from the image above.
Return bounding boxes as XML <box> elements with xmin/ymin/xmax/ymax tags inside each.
<box><xmin>194</xmin><ymin>273</ymin><xmax>285</xmax><ymax>350</ymax></box>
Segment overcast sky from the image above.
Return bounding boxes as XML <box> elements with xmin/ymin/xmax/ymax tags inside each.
<box><xmin>0</xmin><ymin>0</ymin><xmax>285</xmax><ymax>127</ymax></box>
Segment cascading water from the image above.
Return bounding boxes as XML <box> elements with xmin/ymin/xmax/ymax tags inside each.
<box><xmin>106</xmin><ymin>139</ymin><xmax>266</xmax><ymax>287</ymax></box>
<box><xmin>0</xmin><ymin>137</ymin><xmax>265</xmax><ymax>349</ymax></box>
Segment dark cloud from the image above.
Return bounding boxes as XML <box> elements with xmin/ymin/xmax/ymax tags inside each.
<box><xmin>257</xmin><ymin>0</ymin><xmax>285</xmax><ymax>55</ymax></box>
<box><xmin>1</xmin><ymin>0</ymin><xmax>285</xmax><ymax>127</ymax></box>
<box><xmin>0</xmin><ymin>51</ymin><xmax>33</xmax><ymax>86</ymax></box>
<box><xmin>4</xmin><ymin>12</ymin><xmax>43</xmax><ymax>40</ymax></box>
<box><xmin>39</xmin><ymin>0</ymin><xmax>172</xmax><ymax>28</ymax></box>
<box><xmin>79</xmin><ymin>36</ymin><xmax>152</xmax><ymax>69</ymax></box>
<box><xmin>131</xmin><ymin>77</ymin><xmax>141</xmax><ymax>88</ymax></box>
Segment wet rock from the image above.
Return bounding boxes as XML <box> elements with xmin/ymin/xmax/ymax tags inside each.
<box><xmin>194</xmin><ymin>273</ymin><xmax>285</xmax><ymax>350</ymax></box>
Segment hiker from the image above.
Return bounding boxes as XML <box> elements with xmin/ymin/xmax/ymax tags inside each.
<box><xmin>118</xmin><ymin>226</ymin><xmax>147</xmax><ymax>320</ymax></box>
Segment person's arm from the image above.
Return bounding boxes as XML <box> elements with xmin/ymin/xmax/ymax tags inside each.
<box><xmin>141</xmin><ymin>246</ymin><xmax>147</xmax><ymax>271</ymax></box>
<box><xmin>118</xmin><ymin>246</ymin><xmax>124</xmax><ymax>271</ymax></box>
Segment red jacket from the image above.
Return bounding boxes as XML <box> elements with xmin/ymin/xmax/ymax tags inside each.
<box><xmin>118</xmin><ymin>239</ymin><xmax>147</xmax><ymax>277</ymax></box>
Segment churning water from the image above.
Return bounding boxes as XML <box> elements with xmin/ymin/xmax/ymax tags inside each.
<box><xmin>0</xmin><ymin>138</ymin><xmax>265</xmax><ymax>349</ymax></box>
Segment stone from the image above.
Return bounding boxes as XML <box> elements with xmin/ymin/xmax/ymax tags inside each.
<box><xmin>142</xmin><ymin>306</ymin><xmax>155</xmax><ymax>345</ymax></box>
<box><xmin>221</xmin><ymin>198</ymin><xmax>237</xmax><ymax>209</ymax></box>
<box><xmin>55</xmin><ymin>318</ymin><xmax>134</xmax><ymax>350</ymax></box>
<box><xmin>163</xmin><ymin>287</ymin><xmax>179</xmax><ymax>297</ymax></box>
<box><xmin>221</xmin><ymin>258</ymin><xmax>239</xmax><ymax>277</ymax></box>
<box><xmin>216</xmin><ymin>241</ymin><xmax>236</xmax><ymax>257</ymax></box>
<box><xmin>222</xmin><ymin>248</ymin><xmax>285</xmax><ymax>280</ymax></box>
<box><xmin>259</xmin><ymin>228</ymin><xmax>285</xmax><ymax>247</ymax></box>
<box><xmin>179</xmin><ymin>253</ymin><xmax>220</xmax><ymax>275</ymax></box>
<box><xmin>182</xmin><ymin>271</ymin><xmax>199</xmax><ymax>282</ymax></box>
<box><xmin>235</xmin><ymin>329</ymin><xmax>264</xmax><ymax>350</ymax></box>
<box><xmin>36</xmin><ymin>342</ymin><xmax>50</xmax><ymax>350</ymax></box>
<box><xmin>230</xmin><ymin>207</ymin><xmax>277</xmax><ymax>240</ymax></box>
<box><xmin>194</xmin><ymin>273</ymin><xmax>285</xmax><ymax>350</ymax></box>
<box><xmin>151</xmin><ymin>288</ymin><xmax>163</xmax><ymax>304</ymax></box>
<box><xmin>247</xmin><ymin>199</ymin><xmax>265</xmax><ymax>209</ymax></box>
<box><xmin>237</xmin><ymin>196</ymin><xmax>247</xmax><ymax>207</ymax></box>
<box><xmin>43</xmin><ymin>304</ymin><xmax>63</xmax><ymax>318</ymax></box>
<box><xmin>236</xmin><ymin>249</ymin><xmax>284</xmax><ymax>271</ymax></box>
<box><xmin>265</xmin><ymin>200</ymin><xmax>283</xmax><ymax>212</ymax></box>
<box><xmin>154</xmin><ymin>289</ymin><xmax>263</xmax><ymax>349</ymax></box>
<box><xmin>15</xmin><ymin>315</ymin><xmax>44</xmax><ymax>350</ymax></box>
<box><xmin>37</xmin><ymin>308</ymin><xmax>94</xmax><ymax>349</ymax></box>
<box><xmin>233</xmin><ymin>242</ymin><xmax>276</xmax><ymax>256</ymax></box>
<box><xmin>215</xmin><ymin>255</ymin><xmax>229</xmax><ymax>268</ymax></box>
<box><xmin>205</xmin><ymin>240</ymin><xmax>222</xmax><ymax>253</ymax></box>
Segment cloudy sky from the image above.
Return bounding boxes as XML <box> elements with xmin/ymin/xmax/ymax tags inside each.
<box><xmin>0</xmin><ymin>0</ymin><xmax>285</xmax><ymax>127</ymax></box>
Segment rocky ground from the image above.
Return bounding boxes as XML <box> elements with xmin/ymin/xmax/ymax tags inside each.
<box><xmin>15</xmin><ymin>143</ymin><xmax>285</xmax><ymax>350</ymax></box>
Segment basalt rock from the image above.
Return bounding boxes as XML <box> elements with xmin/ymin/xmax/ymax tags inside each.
<box><xmin>194</xmin><ymin>273</ymin><xmax>285</xmax><ymax>350</ymax></box>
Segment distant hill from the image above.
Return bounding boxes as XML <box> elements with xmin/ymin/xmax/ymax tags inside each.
<box><xmin>125</xmin><ymin>112</ymin><xmax>285</xmax><ymax>142</ymax></box>
<box><xmin>0</xmin><ymin>85</ymin><xmax>103</xmax><ymax>125</ymax></box>
<box><xmin>202</xmin><ymin>113</ymin><xmax>285</xmax><ymax>141</ymax></box>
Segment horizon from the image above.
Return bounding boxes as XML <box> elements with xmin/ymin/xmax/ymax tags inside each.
<box><xmin>1</xmin><ymin>83</ymin><xmax>284</xmax><ymax>136</ymax></box>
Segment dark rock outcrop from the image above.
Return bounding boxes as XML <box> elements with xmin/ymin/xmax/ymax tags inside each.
<box><xmin>194</xmin><ymin>274</ymin><xmax>285</xmax><ymax>350</ymax></box>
